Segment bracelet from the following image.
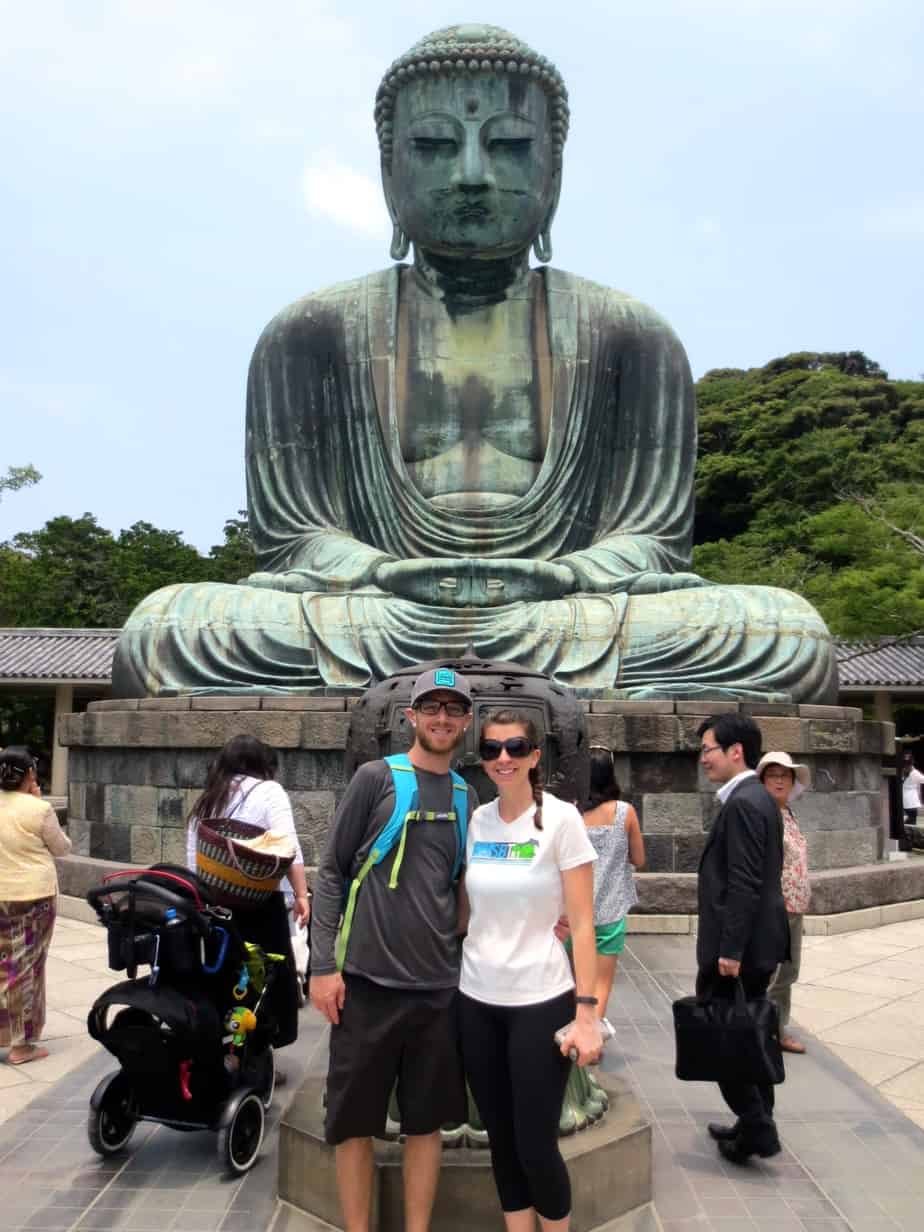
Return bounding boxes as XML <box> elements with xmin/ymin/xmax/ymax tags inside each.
<box><xmin>575</xmin><ymin>995</ymin><xmax>598</xmax><ymax>1006</ymax></box>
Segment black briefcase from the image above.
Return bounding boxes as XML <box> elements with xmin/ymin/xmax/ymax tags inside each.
<box><xmin>672</xmin><ymin>979</ymin><xmax>785</xmax><ymax>1085</ymax></box>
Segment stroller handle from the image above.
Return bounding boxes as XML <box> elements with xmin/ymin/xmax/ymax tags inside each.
<box><xmin>87</xmin><ymin>879</ymin><xmax>210</xmax><ymax>938</ymax></box>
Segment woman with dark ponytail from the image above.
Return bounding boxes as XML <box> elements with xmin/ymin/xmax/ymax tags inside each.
<box><xmin>578</xmin><ymin>746</ymin><xmax>645</xmax><ymax>1025</ymax></box>
<box><xmin>458</xmin><ymin>710</ymin><xmax>601</xmax><ymax>1231</ymax></box>
<box><xmin>1</xmin><ymin>746</ymin><xmax>72</xmax><ymax>1065</ymax></box>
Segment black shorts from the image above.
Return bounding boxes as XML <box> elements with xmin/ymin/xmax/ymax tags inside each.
<box><xmin>324</xmin><ymin>975</ymin><xmax>466</xmax><ymax>1145</ymax></box>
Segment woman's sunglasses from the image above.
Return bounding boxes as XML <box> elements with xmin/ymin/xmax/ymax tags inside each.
<box><xmin>479</xmin><ymin>738</ymin><xmax>535</xmax><ymax>761</ymax></box>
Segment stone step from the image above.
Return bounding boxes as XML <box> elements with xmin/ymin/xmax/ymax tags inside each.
<box><xmin>279</xmin><ymin>1072</ymin><xmax>651</xmax><ymax>1232</ymax></box>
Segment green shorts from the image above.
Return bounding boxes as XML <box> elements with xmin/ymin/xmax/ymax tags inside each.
<box><xmin>594</xmin><ymin>919</ymin><xmax>627</xmax><ymax>955</ymax></box>
<box><xmin>565</xmin><ymin>918</ymin><xmax>627</xmax><ymax>957</ymax></box>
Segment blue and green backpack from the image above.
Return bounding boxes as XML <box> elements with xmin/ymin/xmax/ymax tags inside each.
<box><xmin>334</xmin><ymin>753</ymin><xmax>470</xmax><ymax>972</ymax></box>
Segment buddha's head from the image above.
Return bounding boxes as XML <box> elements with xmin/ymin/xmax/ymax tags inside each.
<box><xmin>376</xmin><ymin>25</ymin><xmax>569</xmax><ymax>263</ymax></box>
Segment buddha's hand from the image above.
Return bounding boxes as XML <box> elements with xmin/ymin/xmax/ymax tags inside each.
<box><xmin>245</xmin><ymin>570</ymin><xmax>317</xmax><ymax>592</ymax></box>
<box><xmin>374</xmin><ymin>559</ymin><xmax>576</xmax><ymax>607</ymax></box>
<box><xmin>625</xmin><ymin>571</ymin><xmax>711</xmax><ymax>595</ymax></box>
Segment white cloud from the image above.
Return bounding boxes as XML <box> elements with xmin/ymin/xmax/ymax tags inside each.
<box><xmin>301</xmin><ymin>154</ymin><xmax>389</xmax><ymax>238</ymax></box>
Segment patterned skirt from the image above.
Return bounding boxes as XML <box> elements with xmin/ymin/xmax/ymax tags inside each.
<box><xmin>0</xmin><ymin>896</ymin><xmax>56</xmax><ymax>1048</ymax></box>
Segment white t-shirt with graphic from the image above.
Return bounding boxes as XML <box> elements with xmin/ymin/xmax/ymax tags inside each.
<box><xmin>460</xmin><ymin>792</ymin><xmax>597</xmax><ymax>1007</ymax></box>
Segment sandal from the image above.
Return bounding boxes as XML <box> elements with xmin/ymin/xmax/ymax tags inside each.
<box><xmin>7</xmin><ymin>1045</ymin><xmax>50</xmax><ymax>1066</ymax></box>
<box><xmin>780</xmin><ymin>1036</ymin><xmax>806</xmax><ymax>1054</ymax></box>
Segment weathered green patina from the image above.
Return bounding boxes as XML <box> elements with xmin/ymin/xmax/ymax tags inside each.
<box><xmin>113</xmin><ymin>24</ymin><xmax>837</xmax><ymax>701</ymax></box>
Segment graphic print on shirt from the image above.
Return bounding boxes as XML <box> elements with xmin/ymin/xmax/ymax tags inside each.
<box><xmin>470</xmin><ymin>838</ymin><xmax>539</xmax><ymax>864</ymax></box>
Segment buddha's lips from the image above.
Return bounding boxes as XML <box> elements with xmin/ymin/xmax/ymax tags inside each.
<box><xmin>454</xmin><ymin>203</ymin><xmax>491</xmax><ymax>222</ymax></box>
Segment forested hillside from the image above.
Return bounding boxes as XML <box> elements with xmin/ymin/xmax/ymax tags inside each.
<box><xmin>692</xmin><ymin>352</ymin><xmax>924</xmax><ymax>637</ymax></box>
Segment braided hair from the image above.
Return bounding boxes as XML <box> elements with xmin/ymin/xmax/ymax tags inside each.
<box><xmin>483</xmin><ymin>708</ymin><xmax>544</xmax><ymax>831</ymax></box>
<box><xmin>0</xmin><ymin>745</ymin><xmax>37</xmax><ymax>792</ymax></box>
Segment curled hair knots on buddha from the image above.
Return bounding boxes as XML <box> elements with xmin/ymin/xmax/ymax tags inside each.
<box><xmin>583</xmin><ymin>745</ymin><xmax>621</xmax><ymax>812</ymax></box>
<box><xmin>375</xmin><ymin>24</ymin><xmax>570</xmax><ymax>171</ymax></box>
<box><xmin>0</xmin><ymin>745</ymin><xmax>36</xmax><ymax>791</ymax></box>
<box><xmin>483</xmin><ymin>707</ymin><xmax>544</xmax><ymax>831</ymax></box>
<box><xmin>189</xmin><ymin>733</ymin><xmax>279</xmax><ymax>825</ymax></box>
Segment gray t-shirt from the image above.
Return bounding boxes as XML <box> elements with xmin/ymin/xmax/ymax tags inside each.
<box><xmin>311</xmin><ymin>760</ymin><xmax>478</xmax><ymax>990</ymax></box>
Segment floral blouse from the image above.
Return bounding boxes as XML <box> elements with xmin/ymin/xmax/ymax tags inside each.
<box><xmin>780</xmin><ymin>806</ymin><xmax>811</xmax><ymax>915</ymax></box>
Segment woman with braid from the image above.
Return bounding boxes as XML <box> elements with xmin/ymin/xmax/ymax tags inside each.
<box><xmin>458</xmin><ymin>710</ymin><xmax>601</xmax><ymax>1232</ymax></box>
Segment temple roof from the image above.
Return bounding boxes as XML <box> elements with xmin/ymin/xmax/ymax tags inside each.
<box><xmin>0</xmin><ymin>628</ymin><xmax>120</xmax><ymax>683</ymax></box>
<box><xmin>836</xmin><ymin>637</ymin><xmax>924</xmax><ymax>689</ymax></box>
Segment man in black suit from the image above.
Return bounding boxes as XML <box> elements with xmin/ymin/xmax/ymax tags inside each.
<box><xmin>695</xmin><ymin>713</ymin><xmax>789</xmax><ymax>1164</ymax></box>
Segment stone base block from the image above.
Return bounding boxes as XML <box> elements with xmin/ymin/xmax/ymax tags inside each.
<box><xmin>279</xmin><ymin>1072</ymin><xmax>651</xmax><ymax>1232</ymax></box>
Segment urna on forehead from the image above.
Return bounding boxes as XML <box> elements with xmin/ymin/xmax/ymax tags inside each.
<box><xmin>375</xmin><ymin>23</ymin><xmax>570</xmax><ymax>166</ymax></box>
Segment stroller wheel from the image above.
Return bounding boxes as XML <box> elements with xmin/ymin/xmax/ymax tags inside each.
<box><xmin>218</xmin><ymin>1091</ymin><xmax>265</xmax><ymax>1174</ymax></box>
<box><xmin>88</xmin><ymin>1071</ymin><xmax>138</xmax><ymax>1157</ymax></box>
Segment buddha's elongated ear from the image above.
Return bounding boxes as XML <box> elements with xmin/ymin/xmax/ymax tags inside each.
<box><xmin>380</xmin><ymin>163</ymin><xmax>410</xmax><ymax>261</ymax></box>
<box><xmin>532</xmin><ymin>166</ymin><xmax>562</xmax><ymax>264</ymax></box>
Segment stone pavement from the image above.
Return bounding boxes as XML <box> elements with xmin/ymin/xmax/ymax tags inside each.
<box><xmin>3</xmin><ymin>915</ymin><xmax>924</xmax><ymax>1230</ymax></box>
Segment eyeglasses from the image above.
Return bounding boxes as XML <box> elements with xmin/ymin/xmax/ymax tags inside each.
<box><xmin>700</xmin><ymin>744</ymin><xmax>723</xmax><ymax>757</ymax></box>
<box><xmin>480</xmin><ymin>737</ymin><xmax>535</xmax><ymax>761</ymax></box>
<box><xmin>415</xmin><ymin>700</ymin><xmax>470</xmax><ymax>718</ymax></box>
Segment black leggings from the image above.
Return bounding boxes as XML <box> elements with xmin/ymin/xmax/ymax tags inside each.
<box><xmin>459</xmin><ymin>989</ymin><xmax>574</xmax><ymax>1222</ymax></box>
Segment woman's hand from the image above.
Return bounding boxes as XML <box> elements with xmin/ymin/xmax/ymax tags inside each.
<box><xmin>293</xmin><ymin>895</ymin><xmax>311</xmax><ymax>928</ymax></box>
<box><xmin>558</xmin><ymin>1016</ymin><xmax>604</xmax><ymax>1067</ymax></box>
<box><xmin>553</xmin><ymin>915</ymin><xmax>571</xmax><ymax>943</ymax></box>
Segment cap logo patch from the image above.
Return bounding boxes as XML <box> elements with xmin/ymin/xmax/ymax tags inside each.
<box><xmin>433</xmin><ymin>668</ymin><xmax>456</xmax><ymax>687</ymax></box>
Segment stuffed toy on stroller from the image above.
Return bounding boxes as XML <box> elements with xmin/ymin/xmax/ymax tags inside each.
<box><xmin>85</xmin><ymin>864</ymin><xmax>284</xmax><ymax>1174</ymax></box>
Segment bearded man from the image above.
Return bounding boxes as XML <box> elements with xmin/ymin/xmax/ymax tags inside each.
<box><xmin>309</xmin><ymin>667</ymin><xmax>478</xmax><ymax>1232</ymax></box>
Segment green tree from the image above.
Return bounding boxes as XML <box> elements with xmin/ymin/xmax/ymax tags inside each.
<box><xmin>0</xmin><ymin>464</ymin><xmax>41</xmax><ymax>499</ymax></box>
<box><xmin>207</xmin><ymin>512</ymin><xmax>257</xmax><ymax>584</ymax></box>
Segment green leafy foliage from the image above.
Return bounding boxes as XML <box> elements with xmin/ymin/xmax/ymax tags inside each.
<box><xmin>694</xmin><ymin>352</ymin><xmax>924</xmax><ymax>637</ymax></box>
<box><xmin>0</xmin><ymin>511</ymin><xmax>257</xmax><ymax>628</ymax></box>
<box><xmin>0</xmin><ymin>464</ymin><xmax>41</xmax><ymax>499</ymax></box>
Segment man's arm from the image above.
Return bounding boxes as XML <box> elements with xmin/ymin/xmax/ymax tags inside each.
<box><xmin>310</xmin><ymin>764</ymin><xmax>385</xmax><ymax>976</ymax></box>
<box><xmin>719</xmin><ymin>796</ymin><xmax>769</xmax><ymax>972</ymax></box>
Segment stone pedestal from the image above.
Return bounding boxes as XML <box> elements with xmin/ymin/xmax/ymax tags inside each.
<box><xmin>58</xmin><ymin>698</ymin><xmax>895</xmax><ymax>886</ymax></box>
<box><xmin>278</xmin><ymin>1072</ymin><xmax>650</xmax><ymax>1232</ymax></box>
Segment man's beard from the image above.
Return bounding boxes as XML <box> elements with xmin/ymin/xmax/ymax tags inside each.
<box><xmin>414</xmin><ymin>725</ymin><xmax>465</xmax><ymax>755</ymax></box>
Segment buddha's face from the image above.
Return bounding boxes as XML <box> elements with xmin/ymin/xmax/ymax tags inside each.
<box><xmin>386</xmin><ymin>74</ymin><xmax>557</xmax><ymax>259</ymax></box>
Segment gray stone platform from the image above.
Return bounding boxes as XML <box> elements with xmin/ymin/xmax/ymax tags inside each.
<box><xmin>278</xmin><ymin>1071</ymin><xmax>650</xmax><ymax>1231</ymax></box>
<box><xmin>58</xmin><ymin>698</ymin><xmax>894</xmax><ymax>881</ymax></box>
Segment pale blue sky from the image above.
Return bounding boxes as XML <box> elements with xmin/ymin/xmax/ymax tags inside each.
<box><xmin>2</xmin><ymin>1</ymin><xmax>922</xmax><ymax>551</ymax></box>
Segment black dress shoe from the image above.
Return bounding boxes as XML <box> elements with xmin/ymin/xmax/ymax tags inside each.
<box><xmin>707</xmin><ymin>1122</ymin><xmax>740</xmax><ymax>1142</ymax></box>
<box><xmin>717</xmin><ymin>1131</ymin><xmax>781</xmax><ymax>1165</ymax></box>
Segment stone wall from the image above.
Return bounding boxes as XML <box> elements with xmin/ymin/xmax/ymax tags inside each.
<box><xmin>58</xmin><ymin>697</ymin><xmax>894</xmax><ymax>878</ymax></box>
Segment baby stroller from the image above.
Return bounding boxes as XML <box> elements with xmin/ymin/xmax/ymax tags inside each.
<box><xmin>85</xmin><ymin>864</ymin><xmax>283</xmax><ymax>1174</ymax></box>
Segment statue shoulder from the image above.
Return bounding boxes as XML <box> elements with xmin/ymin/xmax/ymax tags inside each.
<box><xmin>542</xmin><ymin>267</ymin><xmax>687</xmax><ymax>349</ymax></box>
<box><xmin>252</xmin><ymin>267</ymin><xmax>398</xmax><ymax>355</ymax></box>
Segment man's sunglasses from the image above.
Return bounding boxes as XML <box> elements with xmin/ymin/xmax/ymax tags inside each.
<box><xmin>415</xmin><ymin>700</ymin><xmax>470</xmax><ymax>717</ymax></box>
<box><xmin>479</xmin><ymin>737</ymin><xmax>535</xmax><ymax>761</ymax></box>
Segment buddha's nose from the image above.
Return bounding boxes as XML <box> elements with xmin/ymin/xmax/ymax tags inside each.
<box><xmin>454</xmin><ymin>134</ymin><xmax>495</xmax><ymax>190</ymax></box>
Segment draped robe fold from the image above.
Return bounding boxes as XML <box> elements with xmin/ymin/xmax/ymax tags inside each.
<box><xmin>113</xmin><ymin>267</ymin><xmax>837</xmax><ymax>701</ymax></box>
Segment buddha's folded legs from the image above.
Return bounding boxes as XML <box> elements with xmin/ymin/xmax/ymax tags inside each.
<box><xmin>112</xmin><ymin>581</ymin><xmax>837</xmax><ymax>703</ymax></box>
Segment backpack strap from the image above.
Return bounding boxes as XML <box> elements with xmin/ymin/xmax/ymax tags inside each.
<box><xmin>449</xmin><ymin>770</ymin><xmax>469</xmax><ymax>880</ymax></box>
<box><xmin>335</xmin><ymin>754</ymin><xmax>419</xmax><ymax>972</ymax></box>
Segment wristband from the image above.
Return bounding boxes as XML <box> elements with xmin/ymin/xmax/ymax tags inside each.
<box><xmin>575</xmin><ymin>995</ymin><xmax>598</xmax><ymax>1006</ymax></box>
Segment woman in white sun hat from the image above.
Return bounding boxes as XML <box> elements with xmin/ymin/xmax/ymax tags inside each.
<box><xmin>755</xmin><ymin>750</ymin><xmax>811</xmax><ymax>1054</ymax></box>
